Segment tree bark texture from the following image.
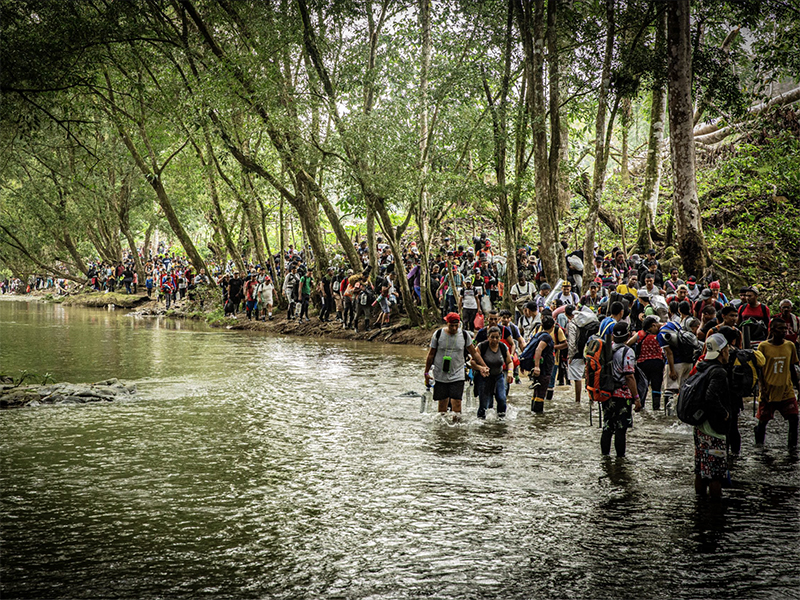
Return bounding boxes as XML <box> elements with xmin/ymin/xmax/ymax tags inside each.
<box><xmin>581</xmin><ymin>0</ymin><xmax>615</xmax><ymax>292</ymax></box>
<box><xmin>667</xmin><ymin>0</ymin><xmax>708</xmax><ymax>277</ymax></box>
<box><xmin>514</xmin><ymin>0</ymin><xmax>563</xmax><ymax>286</ymax></box>
<box><xmin>636</xmin><ymin>10</ymin><xmax>667</xmax><ymax>253</ymax></box>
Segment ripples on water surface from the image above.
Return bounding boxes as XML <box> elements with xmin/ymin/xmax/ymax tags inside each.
<box><xmin>1</xmin><ymin>299</ymin><xmax>798</xmax><ymax>599</ymax></box>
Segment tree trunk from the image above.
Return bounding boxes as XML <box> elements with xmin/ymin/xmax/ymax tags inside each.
<box><xmin>667</xmin><ymin>0</ymin><xmax>708</xmax><ymax>277</ymax></box>
<box><xmin>142</xmin><ymin>221</ymin><xmax>154</xmax><ymax>263</ymax></box>
<box><xmin>368</xmin><ymin>193</ymin><xmax>423</xmax><ymax>326</ymax></box>
<box><xmin>636</xmin><ymin>89</ymin><xmax>667</xmax><ymax>252</ymax></box>
<box><xmin>546</xmin><ymin>0</ymin><xmax>565</xmax><ymax>278</ymax></box>
<box><xmin>151</xmin><ymin>176</ymin><xmax>211</xmax><ymax>281</ymax></box>
<box><xmin>279</xmin><ymin>195</ymin><xmax>286</xmax><ymax>274</ymax></box>
<box><xmin>366</xmin><ymin>204</ymin><xmax>378</xmax><ymax>279</ymax></box>
<box><xmin>558</xmin><ymin>119</ymin><xmax>570</xmax><ymax>217</ymax></box>
<box><xmin>292</xmin><ymin>178</ymin><xmax>328</xmax><ymax>277</ymax></box>
<box><xmin>61</xmin><ymin>229</ymin><xmax>87</xmax><ymax>276</ymax></box>
<box><xmin>515</xmin><ymin>0</ymin><xmax>562</xmax><ymax>285</ymax></box>
<box><xmin>620</xmin><ymin>97</ymin><xmax>631</xmax><ymax>186</ymax></box>
<box><xmin>636</xmin><ymin>10</ymin><xmax>667</xmax><ymax>253</ymax></box>
<box><xmin>202</xmin><ymin>133</ymin><xmax>245</xmax><ymax>273</ymax></box>
<box><xmin>416</xmin><ymin>0</ymin><xmax>434</xmax><ymax>318</ymax></box>
<box><xmin>299</xmin><ymin>171</ymin><xmax>362</xmax><ymax>269</ymax></box>
<box><xmin>581</xmin><ymin>0</ymin><xmax>615</xmax><ymax>293</ymax></box>
<box><xmin>256</xmin><ymin>197</ymin><xmax>280</xmax><ymax>280</ymax></box>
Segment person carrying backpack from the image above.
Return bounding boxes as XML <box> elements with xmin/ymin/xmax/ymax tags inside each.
<box><xmin>686</xmin><ymin>333</ymin><xmax>731</xmax><ymax>499</ymax></box>
<box><xmin>476</xmin><ymin>326</ymin><xmax>514</xmax><ymax>419</ymax></box>
<box><xmin>424</xmin><ymin>313</ymin><xmax>490</xmax><ymax>421</ymax></box>
<box><xmin>738</xmin><ymin>286</ymin><xmax>771</xmax><ymax>347</ymax></box>
<box><xmin>600</xmin><ymin>322</ymin><xmax>642</xmax><ymax>457</ymax></box>
<box><xmin>529</xmin><ymin>315</ymin><xmax>556</xmax><ymax>413</ymax></box>
<box><xmin>631</xmin><ymin>316</ymin><xmax>665</xmax><ymax>410</ymax></box>
<box><xmin>658</xmin><ymin>319</ymin><xmax>695</xmax><ymax>414</ymax></box>
<box><xmin>567</xmin><ymin>307</ymin><xmax>599</xmax><ymax>403</ymax></box>
<box><xmin>755</xmin><ymin>317</ymin><xmax>799</xmax><ymax>451</ymax></box>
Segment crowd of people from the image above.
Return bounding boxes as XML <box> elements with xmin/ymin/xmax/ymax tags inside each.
<box><xmin>424</xmin><ymin>243</ymin><xmax>799</xmax><ymax>500</ymax></box>
<box><xmin>3</xmin><ymin>233</ymin><xmax>798</xmax><ymax>500</ymax></box>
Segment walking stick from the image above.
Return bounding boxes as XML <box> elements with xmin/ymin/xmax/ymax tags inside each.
<box><xmin>589</xmin><ymin>400</ymin><xmax>592</xmax><ymax>426</ymax></box>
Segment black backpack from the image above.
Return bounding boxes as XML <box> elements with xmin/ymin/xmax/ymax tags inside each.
<box><xmin>676</xmin><ymin>364</ymin><xmax>724</xmax><ymax>426</ymax></box>
<box><xmin>574</xmin><ymin>320</ymin><xmax>600</xmax><ymax>359</ymax></box>
<box><xmin>434</xmin><ymin>328</ymin><xmax>471</xmax><ymax>360</ymax></box>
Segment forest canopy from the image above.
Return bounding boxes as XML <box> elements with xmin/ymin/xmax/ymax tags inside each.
<box><xmin>2</xmin><ymin>0</ymin><xmax>799</xmax><ymax>314</ymax></box>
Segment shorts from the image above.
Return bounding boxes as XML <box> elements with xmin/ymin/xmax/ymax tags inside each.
<box><xmin>694</xmin><ymin>428</ymin><xmax>727</xmax><ymax>481</ymax></box>
<box><xmin>664</xmin><ymin>362</ymin><xmax>692</xmax><ymax>393</ymax></box>
<box><xmin>433</xmin><ymin>380</ymin><xmax>465</xmax><ymax>401</ymax></box>
<box><xmin>757</xmin><ymin>397</ymin><xmax>799</xmax><ymax>422</ymax></box>
<box><xmin>568</xmin><ymin>359</ymin><xmax>585</xmax><ymax>381</ymax></box>
<box><xmin>258</xmin><ymin>290</ymin><xmax>273</xmax><ymax>305</ymax></box>
<box><xmin>602</xmin><ymin>395</ymin><xmax>633</xmax><ymax>432</ymax></box>
<box><xmin>246</xmin><ymin>300</ymin><xmax>257</xmax><ymax>310</ymax></box>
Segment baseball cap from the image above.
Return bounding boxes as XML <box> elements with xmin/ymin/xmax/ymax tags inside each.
<box><xmin>540</xmin><ymin>283</ymin><xmax>551</xmax><ymax>291</ymax></box>
<box><xmin>677</xmin><ymin>284</ymin><xmax>688</xmax><ymax>291</ymax></box>
<box><xmin>637</xmin><ymin>288</ymin><xmax>650</xmax><ymax>299</ymax></box>
<box><xmin>709</xmin><ymin>281</ymin><xmax>721</xmax><ymax>290</ymax></box>
<box><xmin>701</xmin><ymin>289</ymin><xmax>713</xmax><ymax>299</ymax></box>
<box><xmin>705</xmin><ymin>333</ymin><xmax>728</xmax><ymax>360</ymax></box>
<box><xmin>687</xmin><ymin>276</ymin><xmax>697</xmax><ymax>283</ymax></box>
<box><xmin>444</xmin><ymin>312</ymin><xmax>461</xmax><ymax>323</ymax></box>
<box><xmin>612</xmin><ymin>321</ymin><xmax>630</xmax><ymax>340</ymax></box>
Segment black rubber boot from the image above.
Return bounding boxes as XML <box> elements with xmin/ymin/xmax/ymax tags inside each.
<box><xmin>755</xmin><ymin>422</ymin><xmax>767</xmax><ymax>445</ymax></box>
<box><xmin>532</xmin><ymin>399</ymin><xmax>544</xmax><ymax>413</ymax></box>
<box><xmin>614</xmin><ymin>431</ymin><xmax>627</xmax><ymax>457</ymax></box>
<box><xmin>788</xmin><ymin>415</ymin><xmax>798</xmax><ymax>450</ymax></box>
<box><xmin>652</xmin><ymin>392</ymin><xmax>661</xmax><ymax>412</ymax></box>
<box><xmin>601</xmin><ymin>429</ymin><xmax>613</xmax><ymax>455</ymax></box>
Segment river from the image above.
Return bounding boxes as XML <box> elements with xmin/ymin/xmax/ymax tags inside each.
<box><xmin>1</xmin><ymin>299</ymin><xmax>798</xmax><ymax>599</ymax></box>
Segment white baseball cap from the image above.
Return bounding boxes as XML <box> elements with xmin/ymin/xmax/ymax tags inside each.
<box><xmin>705</xmin><ymin>333</ymin><xmax>728</xmax><ymax>360</ymax></box>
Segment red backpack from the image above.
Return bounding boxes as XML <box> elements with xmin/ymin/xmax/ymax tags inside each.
<box><xmin>584</xmin><ymin>329</ymin><xmax>615</xmax><ymax>402</ymax></box>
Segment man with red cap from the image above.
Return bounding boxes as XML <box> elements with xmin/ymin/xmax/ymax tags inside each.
<box><xmin>708</xmin><ymin>280</ymin><xmax>728</xmax><ymax>304</ymax></box>
<box><xmin>425</xmin><ymin>313</ymin><xmax>490</xmax><ymax>420</ymax></box>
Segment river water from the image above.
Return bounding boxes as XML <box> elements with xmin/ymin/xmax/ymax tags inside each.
<box><xmin>1</xmin><ymin>299</ymin><xmax>798</xmax><ymax>599</ymax></box>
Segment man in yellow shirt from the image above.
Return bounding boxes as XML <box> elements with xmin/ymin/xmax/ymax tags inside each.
<box><xmin>756</xmin><ymin>318</ymin><xmax>799</xmax><ymax>450</ymax></box>
<box><xmin>616</xmin><ymin>274</ymin><xmax>639</xmax><ymax>298</ymax></box>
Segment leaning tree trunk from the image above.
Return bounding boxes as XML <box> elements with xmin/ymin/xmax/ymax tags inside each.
<box><xmin>667</xmin><ymin>0</ymin><xmax>708</xmax><ymax>277</ymax></box>
<box><xmin>366</xmin><ymin>204</ymin><xmax>378</xmax><ymax>280</ymax></box>
<box><xmin>636</xmin><ymin>10</ymin><xmax>668</xmax><ymax>253</ymax></box>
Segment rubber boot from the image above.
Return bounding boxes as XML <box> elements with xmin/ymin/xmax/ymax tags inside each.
<box><xmin>546</xmin><ymin>388</ymin><xmax>554</xmax><ymax>401</ymax></box>
<box><xmin>755</xmin><ymin>421</ymin><xmax>767</xmax><ymax>445</ymax></box>
<box><xmin>532</xmin><ymin>398</ymin><xmax>544</xmax><ymax>413</ymax></box>
<box><xmin>614</xmin><ymin>430</ymin><xmax>627</xmax><ymax>457</ymax></box>
<box><xmin>788</xmin><ymin>415</ymin><xmax>798</xmax><ymax>450</ymax></box>
<box><xmin>601</xmin><ymin>429</ymin><xmax>613</xmax><ymax>455</ymax></box>
<box><xmin>652</xmin><ymin>391</ymin><xmax>661</xmax><ymax>412</ymax></box>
